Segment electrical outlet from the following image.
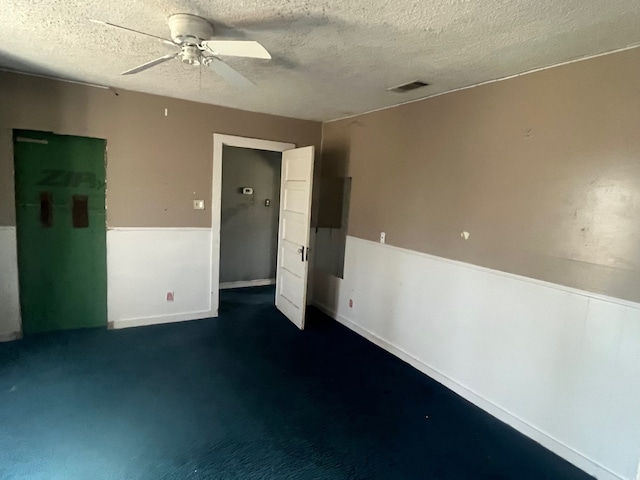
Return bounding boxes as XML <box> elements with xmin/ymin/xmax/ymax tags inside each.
<box><xmin>349</xmin><ymin>299</ymin><xmax>353</xmax><ymax>308</ymax></box>
<box><xmin>380</xmin><ymin>232</ymin><xmax>386</xmax><ymax>244</ymax></box>
<box><xmin>166</xmin><ymin>291</ymin><xmax>174</xmax><ymax>302</ymax></box>
<box><xmin>193</xmin><ymin>200</ymin><xmax>205</xmax><ymax>210</ymax></box>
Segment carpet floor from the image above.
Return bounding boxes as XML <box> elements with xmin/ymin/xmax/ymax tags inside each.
<box><xmin>0</xmin><ymin>286</ymin><xmax>593</xmax><ymax>479</ymax></box>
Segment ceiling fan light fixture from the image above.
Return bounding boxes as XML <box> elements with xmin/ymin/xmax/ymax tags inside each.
<box><xmin>181</xmin><ymin>57</ymin><xmax>200</xmax><ymax>66</ymax></box>
<box><xmin>181</xmin><ymin>45</ymin><xmax>201</xmax><ymax>66</ymax></box>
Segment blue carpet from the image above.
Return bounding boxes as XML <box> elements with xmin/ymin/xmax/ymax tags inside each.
<box><xmin>0</xmin><ymin>286</ymin><xmax>593</xmax><ymax>479</ymax></box>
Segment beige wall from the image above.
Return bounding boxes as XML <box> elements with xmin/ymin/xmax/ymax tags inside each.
<box><xmin>322</xmin><ymin>47</ymin><xmax>640</xmax><ymax>303</ymax></box>
<box><xmin>0</xmin><ymin>71</ymin><xmax>321</xmax><ymax>227</ymax></box>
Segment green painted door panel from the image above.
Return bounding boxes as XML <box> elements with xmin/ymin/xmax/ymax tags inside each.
<box><xmin>14</xmin><ymin>130</ymin><xmax>107</xmax><ymax>334</ymax></box>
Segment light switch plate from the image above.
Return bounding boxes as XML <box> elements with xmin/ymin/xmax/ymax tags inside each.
<box><xmin>193</xmin><ymin>200</ymin><xmax>205</xmax><ymax>210</ymax></box>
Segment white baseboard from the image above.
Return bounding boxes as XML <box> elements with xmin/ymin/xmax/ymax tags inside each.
<box><xmin>108</xmin><ymin>309</ymin><xmax>216</xmax><ymax>330</ymax></box>
<box><xmin>219</xmin><ymin>278</ymin><xmax>276</xmax><ymax>290</ymax></box>
<box><xmin>312</xmin><ymin>299</ymin><xmax>625</xmax><ymax>480</ymax></box>
<box><xmin>0</xmin><ymin>331</ymin><xmax>22</xmax><ymax>342</ymax></box>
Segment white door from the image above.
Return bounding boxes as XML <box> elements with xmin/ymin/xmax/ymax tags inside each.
<box><xmin>275</xmin><ymin>146</ymin><xmax>315</xmax><ymax>329</ymax></box>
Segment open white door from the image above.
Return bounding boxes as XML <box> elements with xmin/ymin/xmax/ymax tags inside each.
<box><xmin>275</xmin><ymin>146</ymin><xmax>315</xmax><ymax>329</ymax></box>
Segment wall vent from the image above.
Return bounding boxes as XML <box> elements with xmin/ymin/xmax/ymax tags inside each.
<box><xmin>387</xmin><ymin>80</ymin><xmax>430</xmax><ymax>93</ymax></box>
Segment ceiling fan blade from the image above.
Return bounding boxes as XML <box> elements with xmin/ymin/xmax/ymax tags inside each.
<box><xmin>90</xmin><ymin>19</ymin><xmax>176</xmax><ymax>47</ymax></box>
<box><xmin>204</xmin><ymin>57</ymin><xmax>255</xmax><ymax>87</ymax></box>
<box><xmin>122</xmin><ymin>53</ymin><xmax>178</xmax><ymax>75</ymax></box>
<box><xmin>201</xmin><ymin>40</ymin><xmax>271</xmax><ymax>59</ymax></box>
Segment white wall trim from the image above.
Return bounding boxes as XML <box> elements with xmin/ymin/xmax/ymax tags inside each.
<box><xmin>2</xmin><ymin>225</ymin><xmax>218</xmax><ymax>335</ymax></box>
<box><xmin>108</xmin><ymin>310</ymin><xmax>213</xmax><ymax>330</ymax></box>
<box><xmin>355</xmin><ymin>237</ymin><xmax>640</xmax><ymax>311</ymax></box>
<box><xmin>107</xmin><ymin>228</ymin><xmax>216</xmax><ymax>329</ymax></box>
<box><xmin>211</xmin><ymin>134</ymin><xmax>295</xmax><ymax>314</ymax></box>
<box><xmin>312</xmin><ymin>299</ymin><xmax>624</xmax><ymax>480</ymax></box>
<box><xmin>312</xmin><ymin>235</ymin><xmax>640</xmax><ymax>480</ymax></box>
<box><xmin>219</xmin><ymin>278</ymin><xmax>276</xmax><ymax>290</ymax></box>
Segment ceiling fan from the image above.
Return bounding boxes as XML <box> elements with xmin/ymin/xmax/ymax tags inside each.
<box><xmin>90</xmin><ymin>14</ymin><xmax>271</xmax><ymax>87</ymax></box>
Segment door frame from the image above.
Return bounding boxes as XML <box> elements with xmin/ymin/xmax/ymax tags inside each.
<box><xmin>211</xmin><ymin>134</ymin><xmax>295</xmax><ymax>315</ymax></box>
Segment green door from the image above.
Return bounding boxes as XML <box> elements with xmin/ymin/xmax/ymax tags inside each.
<box><xmin>14</xmin><ymin>130</ymin><xmax>107</xmax><ymax>334</ymax></box>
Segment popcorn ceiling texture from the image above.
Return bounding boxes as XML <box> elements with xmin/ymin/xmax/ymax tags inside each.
<box><xmin>1</xmin><ymin>0</ymin><xmax>640</xmax><ymax>120</ymax></box>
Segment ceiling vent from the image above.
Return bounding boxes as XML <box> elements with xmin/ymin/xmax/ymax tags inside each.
<box><xmin>387</xmin><ymin>80</ymin><xmax>430</xmax><ymax>93</ymax></box>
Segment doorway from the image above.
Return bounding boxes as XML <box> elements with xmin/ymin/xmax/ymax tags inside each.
<box><xmin>212</xmin><ymin>134</ymin><xmax>315</xmax><ymax>329</ymax></box>
<box><xmin>219</xmin><ymin>146</ymin><xmax>282</xmax><ymax>290</ymax></box>
<box><xmin>13</xmin><ymin>130</ymin><xmax>107</xmax><ymax>334</ymax></box>
<box><xmin>211</xmin><ymin>133</ymin><xmax>295</xmax><ymax>311</ymax></box>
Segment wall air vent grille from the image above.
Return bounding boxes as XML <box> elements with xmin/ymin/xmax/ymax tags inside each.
<box><xmin>387</xmin><ymin>80</ymin><xmax>430</xmax><ymax>93</ymax></box>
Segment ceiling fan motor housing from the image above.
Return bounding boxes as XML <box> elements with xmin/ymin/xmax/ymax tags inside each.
<box><xmin>168</xmin><ymin>13</ymin><xmax>213</xmax><ymax>45</ymax></box>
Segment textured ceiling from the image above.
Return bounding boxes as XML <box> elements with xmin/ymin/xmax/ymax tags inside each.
<box><xmin>1</xmin><ymin>0</ymin><xmax>640</xmax><ymax>121</ymax></box>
